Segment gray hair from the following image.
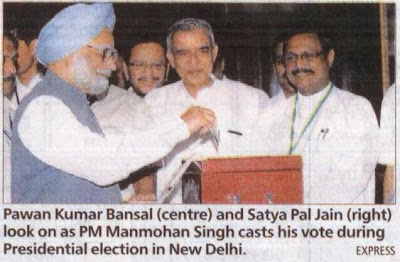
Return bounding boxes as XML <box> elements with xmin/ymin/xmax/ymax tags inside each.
<box><xmin>166</xmin><ymin>18</ymin><xmax>215</xmax><ymax>53</ymax></box>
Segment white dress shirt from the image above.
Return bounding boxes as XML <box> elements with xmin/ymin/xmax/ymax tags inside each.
<box><xmin>91</xmin><ymin>85</ymin><xmax>159</xmax><ymax>200</ymax></box>
<box><xmin>9</xmin><ymin>73</ymin><xmax>43</xmax><ymax>114</ymax></box>
<box><xmin>145</xmin><ymin>77</ymin><xmax>269</xmax><ymax>203</ymax></box>
<box><xmin>250</xmin><ymin>84</ymin><xmax>379</xmax><ymax>203</ymax></box>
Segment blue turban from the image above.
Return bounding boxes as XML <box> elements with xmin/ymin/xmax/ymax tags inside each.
<box><xmin>37</xmin><ymin>3</ymin><xmax>115</xmax><ymax>66</ymax></box>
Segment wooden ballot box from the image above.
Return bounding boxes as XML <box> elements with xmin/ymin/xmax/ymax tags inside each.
<box><xmin>182</xmin><ymin>156</ymin><xmax>303</xmax><ymax>204</ymax></box>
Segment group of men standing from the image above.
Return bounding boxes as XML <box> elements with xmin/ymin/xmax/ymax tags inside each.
<box><xmin>2</xmin><ymin>3</ymin><xmax>394</xmax><ymax>204</ymax></box>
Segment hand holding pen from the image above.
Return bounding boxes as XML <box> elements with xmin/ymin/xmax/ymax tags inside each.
<box><xmin>180</xmin><ymin>106</ymin><xmax>216</xmax><ymax>135</ymax></box>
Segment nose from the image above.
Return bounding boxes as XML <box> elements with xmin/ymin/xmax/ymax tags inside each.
<box><xmin>188</xmin><ymin>51</ymin><xmax>200</xmax><ymax>67</ymax></box>
<box><xmin>294</xmin><ymin>55</ymin><xmax>310</xmax><ymax>69</ymax></box>
<box><xmin>144</xmin><ymin>64</ymin><xmax>153</xmax><ymax>77</ymax></box>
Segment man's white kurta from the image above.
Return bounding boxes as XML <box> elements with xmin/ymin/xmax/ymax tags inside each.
<box><xmin>145</xmin><ymin>78</ymin><xmax>269</xmax><ymax>202</ymax></box>
<box><xmin>250</xmin><ymin>84</ymin><xmax>379</xmax><ymax>204</ymax></box>
<box><xmin>91</xmin><ymin>85</ymin><xmax>159</xmax><ymax>200</ymax></box>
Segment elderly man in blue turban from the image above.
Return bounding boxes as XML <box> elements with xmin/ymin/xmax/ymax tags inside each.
<box><xmin>11</xmin><ymin>3</ymin><xmax>215</xmax><ymax>204</ymax></box>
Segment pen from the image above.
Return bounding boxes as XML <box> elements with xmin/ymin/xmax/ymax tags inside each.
<box><xmin>227</xmin><ymin>129</ymin><xmax>243</xmax><ymax>136</ymax></box>
<box><xmin>209</xmin><ymin>128</ymin><xmax>220</xmax><ymax>152</ymax></box>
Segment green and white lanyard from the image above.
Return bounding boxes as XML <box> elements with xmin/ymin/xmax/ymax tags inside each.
<box><xmin>288</xmin><ymin>83</ymin><xmax>333</xmax><ymax>155</ymax></box>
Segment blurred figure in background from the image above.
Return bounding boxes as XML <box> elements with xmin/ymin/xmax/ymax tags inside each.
<box><xmin>3</xmin><ymin>32</ymin><xmax>18</xmax><ymax>203</ymax></box>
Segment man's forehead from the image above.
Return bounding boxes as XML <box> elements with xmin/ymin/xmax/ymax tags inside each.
<box><xmin>172</xmin><ymin>29</ymin><xmax>210</xmax><ymax>47</ymax></box>
<box><xmin>287</xmin><ymin>33</ymin><xmax>321</xmax><ymax>50</ymax></box>
<box><xmin>132</xmin><ymin>43</ymin><xmax>164</xmax><ymax>55</ymax></box>
<box><xmin>89</xmin><ymin>27</ymin><xmax>114</xmax><ymax>47</ymax></box>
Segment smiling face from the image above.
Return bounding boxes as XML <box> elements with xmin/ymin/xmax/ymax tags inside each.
<box><xmin>285</xmin><ymin>33</ymin><xmax>334</xmax><ymax>96</ymax></box>
<box><xmin>71</xmin><ymin>27</ymin><xmax>117</xmax><ymax>95</ymax></box>
<box><xmin>128</xmin><ymin>42</ymin><xmax>166</xmax><ymax>96</ymax></box>
<box><xmin>167</xmin><ymin>28</ymin><xmax>218</xmax><ymax>92</ymax></box>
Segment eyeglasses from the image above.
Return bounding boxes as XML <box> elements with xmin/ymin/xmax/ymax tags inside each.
<box><xmin>284</xmin><ymin>50</ymin><xmax>325</xmax><ymax>65</ymax></box>
<box><xmin>128</xmin><ymin>61</ymin><xmax>165</xmax><ymax>71</ymax></box>
<box><xmin>274</xmin><ymin>55</ymin><xmax>285</xmax><ymax>65</ymax></box>
<box><xmin>86</xmin><ymin>45</ymin><xmax>118</xmax><ymax>62</ymax></box>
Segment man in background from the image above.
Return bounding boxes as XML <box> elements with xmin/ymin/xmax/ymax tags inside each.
<box><xmin>3</xmin><ymin>32</ymin><xmax>18</xmax><ymax>203</ymax></box>
<box><xmin>10</xmin><ymin>24</ymin><xmax>43</xmax><ymax>106</ymax></box>
<box><xmin>127</xmin><ymin>35</ymin><xmax>168</xmax><ymax>97</ymax></box>
<box><xmin>92</xmin><ymin>36</ymin><xmax>169</xmax><ymax>202</ymax></box>
<box><xmin>269</xmin><ymin>34</ymin><xmax>296</xmax><ymax>105</ymax></box>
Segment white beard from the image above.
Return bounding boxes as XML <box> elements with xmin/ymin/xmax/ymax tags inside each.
<box><xmin>72</xmin><ymin>55</ymin><xmax>110</xmax><ymax>96</ymax></box>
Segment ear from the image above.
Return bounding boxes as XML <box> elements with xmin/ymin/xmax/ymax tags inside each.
<box><xmin>327</xmin><ymin>49</ymin><xmax>335</xmax><ymax>68</ymax></box>
<box><xmin>212</xmin><ymin>44</ymin><xmax>219</xmax><ymax>62</ymax></box>
<box><xmin>121</xmin><ymin>59</ymin><xmax>129</xmax><ymax>81</ymax></box>
<box><xmin>166</xmin><ymin>51</ymin><xmax>175</xmax><ymax>69</ymax></box>
<box><xmin>29</xmin><ymin>39</ymin><xmax>38</xmax><ymax>54</ymax></box>
<box><xmin>164</xmin><ymin>63</ymin><xmax>170</xmax><ymax>82</ymax></box>
<box><xmin>272</xmin><ymin>64</ymin><xmax>277</xmax><ymax>76</ymax></box>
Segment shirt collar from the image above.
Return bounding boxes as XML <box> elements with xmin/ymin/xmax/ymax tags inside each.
<box><xmin>297</xmin><ymin>82</ymin><xmax>331</xmax><ymax>109</ymax></box>
<box><xmin>16</xmin><ymin>73</ymin><xmax>43</xmax><ymax>90</ymax></box>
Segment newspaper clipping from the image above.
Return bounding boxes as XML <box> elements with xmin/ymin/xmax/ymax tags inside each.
<box><xmin>1</xmin><ymin>1</ymin><xmax>399</xmax><ymax>261</ymax></box>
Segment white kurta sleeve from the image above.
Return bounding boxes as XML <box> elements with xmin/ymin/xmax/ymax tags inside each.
<box><xmin>18</xmin><ymin>96</ymin><xmax>190</xmax><ymax>186</ymax></box>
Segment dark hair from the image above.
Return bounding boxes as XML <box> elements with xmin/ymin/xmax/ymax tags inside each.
<box><xmin>10</xmin><ymin>20</ymin><xmax>41</xmax><ymax>44</ymax></box>
<box><xmin>124</xmin><ymin>34</ymin><xmax>166</xmax><ymax>62</ymax></box>
<box><xmin>4</xmin><ymin>30</ymin><xmax>18</xmax><ymax>49</ymax></box>
<box><xmin>284</xmin><ymin>30</ymin><xmax>335</xmax><ymax>54</ymax></box>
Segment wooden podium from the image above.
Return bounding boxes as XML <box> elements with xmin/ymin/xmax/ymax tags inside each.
<box><xmin>182</xmin><ymin>156</ymin><xmax>303</xmax><ymax>204</ymax></box>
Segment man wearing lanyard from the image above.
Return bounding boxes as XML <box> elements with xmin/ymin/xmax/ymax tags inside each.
<box><xmin>3</xmin><ymin>32</ymin><xmax>18</xmax><ymax>203</ymax></box>
<box><xmin>254</xmin><ymin>30</ymin><xmax>379</xmax><ymax>203</ymax></box>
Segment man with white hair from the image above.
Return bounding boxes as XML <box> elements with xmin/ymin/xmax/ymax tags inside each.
<box><xmin>145</xmin><ymin>18</ymin><xmax>269</xmax><ymax>203</ymax></box>
<box><xmin>11</xmin><ymin>3</ymin><xmax>215</xmax><ymax>204</ymax></box>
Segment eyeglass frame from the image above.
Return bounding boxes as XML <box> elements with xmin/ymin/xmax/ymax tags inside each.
<box><xmin>273</xmin><ymin>55</ymin><xmax>285</xmax><ymax>65</ymax></box>
<box><xmin>86</xmin><ymin>44</ymin><xmax>118</xmax><ymax>62</ymax></box>
<box><xmin>128</xmin><ymin>61</ymin><xmax>166</xmax><ymax>71</ymax></box>
<box><xmin>284</xmin><ymin>50</ymin><xmax>326</xmax><ymax>65</ymax></box>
